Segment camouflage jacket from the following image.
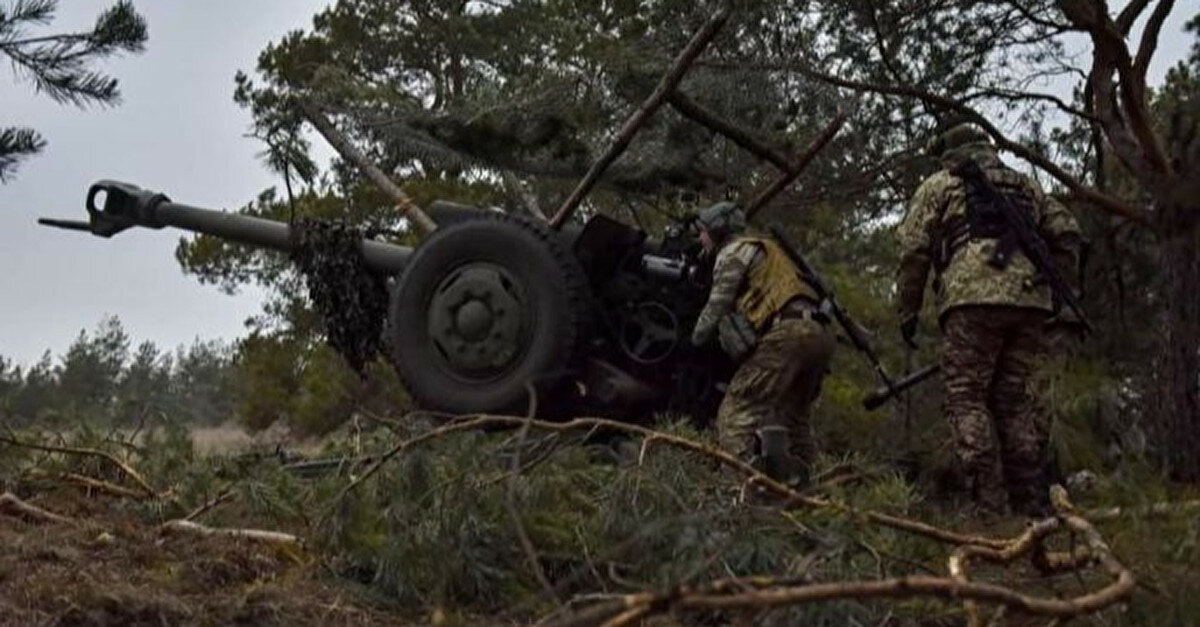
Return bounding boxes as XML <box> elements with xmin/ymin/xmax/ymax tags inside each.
<box><xmin>691</xmin><ymin>238</ymin><xmax>761</xmax><ymax>346</ymax></box>
<box><xmin>894</xmin><ymin>147</ymin><xmax>1081</xmax><ymax>324</ymax></box>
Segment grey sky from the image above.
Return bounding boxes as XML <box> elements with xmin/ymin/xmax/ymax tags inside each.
<box><xmin>0</xmin><ymin>2</ymin><xmax>1194</xmax><ymax>366</ymax></box>
<box><xmin>1</xmin><ymin>0</ymin><xmax>330</xmax><ymax>364</ymax></box>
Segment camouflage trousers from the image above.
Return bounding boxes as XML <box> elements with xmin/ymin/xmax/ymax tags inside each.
<box><xmin>941</xmin><ymin>306</ymin><xmax>1051</xmax><ymax>515</ymax></box>
<box><xmin>716</xmin><ymin>317</ymin><xmax>835</xmax><ymax>484</ymax></box>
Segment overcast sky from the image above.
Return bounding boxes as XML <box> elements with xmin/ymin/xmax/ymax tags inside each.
<box><xmin>1</xmin><ymin>1</ymin><xmax>331</xmax><ymax>364</ymax></box>
<box><xmin>0</xmin><ymin>2</ymin><xmax>1194</xmax><ymax>366</ymax></box>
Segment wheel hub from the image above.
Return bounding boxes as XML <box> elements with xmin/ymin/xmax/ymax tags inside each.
<box><xmin>428</xmin><ymin>264</ymin><xmax>526</xmax><ymax>375</ymax></box>
<box><xmin>619</xmin><ymin>301</ymin><xmax>680</xmax><ymax>365</ymax></box>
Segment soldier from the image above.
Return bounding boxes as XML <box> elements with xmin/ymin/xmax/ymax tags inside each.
<box><xmin>895</xmin><ymin>120</ymin><xmax>1082</xmax><ymax>517</ymax></box>
<box><xmin>690</xmin><ymin>201</ymin><xmax>836</xmax><ymax>486</ymax></box>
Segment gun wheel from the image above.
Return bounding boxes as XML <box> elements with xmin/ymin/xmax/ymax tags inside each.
<box><xmin>387</xmin><ymin>213</ymin><xmax>588</xmax><ymax>414</ymax></box>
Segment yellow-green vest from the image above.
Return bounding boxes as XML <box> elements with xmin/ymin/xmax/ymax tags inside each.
<box><xmin>734</xmin><ymin>236</ymin><xmax>820</xmax><ymax>330</ymax></box>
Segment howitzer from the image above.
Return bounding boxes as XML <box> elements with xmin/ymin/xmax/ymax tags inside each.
<box><xmin>42</xmin><ymin>180</ymin><xmax>734</xmax><ymax>422</ymax></box>
<box><xmin>766</xmin><ymin>223</ymin><xmax>897</xmax><ymax>396</ymax></box>
<box><xmin>36</xmin><ymin>9</ymin><xmax>861</xmax><ymax>427</ymax></box>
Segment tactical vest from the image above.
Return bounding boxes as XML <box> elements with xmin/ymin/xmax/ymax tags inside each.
<box><xmin>734</xmin><ymin>237</ymin><xmax>821</xmax><ymax>330</ymax></box>
<box><xmin>937</xmin><ymin>166</ymin><xmax>1039</xmax><ymax>270</ymax></box>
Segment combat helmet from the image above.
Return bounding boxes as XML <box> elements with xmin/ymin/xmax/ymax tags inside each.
<box><xmin>693</xmin><ymin>200</ymin><xmax>746</xmax><ymax>244</ymax></box>
<box><xmin>925</xmin><ymin>117</ymin><xmax>992</xmax><ymax>161</ymax></box>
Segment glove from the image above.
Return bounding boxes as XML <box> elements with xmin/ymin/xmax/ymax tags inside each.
<box><xmin>900</xmin><ymin>315</ymin><xmax>919</xmax><ymax>350</ymax></box>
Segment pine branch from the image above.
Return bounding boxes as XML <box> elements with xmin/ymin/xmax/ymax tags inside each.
<box><xmin>0</xmin><ymin>126</ymin><xmax>46</xmax><ymax>181</ymax></box>
<box><xmin>0</xmin><ymin>0</ymin><xmax>147</xmax><ymax>108</ymax></box>
<box><xmin>0</xmin><ymin>0</ymin><xmax>56</xmax><ymax>30</ymax></box>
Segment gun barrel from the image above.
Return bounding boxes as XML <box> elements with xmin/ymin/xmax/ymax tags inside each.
<box><xmin>861</xmin><ymin>363</ymin><xmax>941</xmax><ymax>411</ymax></box>
<box><xmin>42</xmin><ymin>180</ymin><xmax>413</xmax><ymax>275</ymax></box>
<box><xmin>155</xmin><ymin>202</ymin><xmax>412</xmax><ymax>274</ymax></box>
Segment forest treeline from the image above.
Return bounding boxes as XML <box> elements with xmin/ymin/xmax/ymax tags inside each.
<box><xmin>0</xmin><ymin>317</ymin><xmax>238</xmax><ymax>428</ymax></box>
<box><xmin>0</xmin><ymin>315</ymin><xmax>411</xmax><ymax>435</ymax></box>
<box><xmin>7</xmin><ymin>1</ymin><xmax>1200</xmax><ymax>483</ymax></box>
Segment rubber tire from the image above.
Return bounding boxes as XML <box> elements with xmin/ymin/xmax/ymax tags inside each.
<box><xmin>388</xmin><ymin>213</ymin><xmax>588</xmax><ymax>414</ymax></box>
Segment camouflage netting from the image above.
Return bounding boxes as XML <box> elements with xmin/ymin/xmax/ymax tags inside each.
<box><xmin>290</xmin><ymin>219</ymin><xmax>389</xmax><ymax>372</ymax></box>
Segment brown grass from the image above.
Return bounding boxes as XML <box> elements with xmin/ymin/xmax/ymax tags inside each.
<box><xmin>0</xmin><ymin>490</ymin><xmax>405</xmax><ymax>627</ymax></box>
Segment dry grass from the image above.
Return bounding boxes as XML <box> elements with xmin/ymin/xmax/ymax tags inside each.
<box><xmin>0</xmin><ymin>490</ymin><xmax>404</xmax><ymax>627</ymax></box>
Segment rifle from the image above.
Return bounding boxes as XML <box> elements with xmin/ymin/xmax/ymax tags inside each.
<box><xmin>861</xmin><ymin>160</ymin><xmax>1094</xmax><ymax>411</ymax></box>
<box><xmin>767</xmin><ymin>223</ymin><xmax>898</xmax><ymax>397</ymax></box>
<box><xmin>951</xmin><ymin>159</ymin><xmax>1093</xmax><ymax>334</ymax></box>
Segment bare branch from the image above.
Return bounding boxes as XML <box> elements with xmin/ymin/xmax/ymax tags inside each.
<box><xmin>184</xmin><ymin>488</ymin><xmax>237</xmax><ymax>522</ymax></box>
<box><xmin>732</xmin><ymin>58</ymin><xmax>1150</xmax><ymax>224</ymax></box>
<box><xmin>160</xmin><ymin>519</ymin><xmax>304</xmax><ymax>548</ymax></box>
<box><xmin>53</xmin><ymin>472</ymin><xmax>151</xmax><ymax>500</ymax></box>
<box><xmin>1059</xmin><ymin>0</ymin><xmax>1173</xmax><ymax>181</ymax></box>
<box><xmin>502</xmin><ymin>384</ymin><xmax>561</xmax><ymax>607</ymax></box>
<box><xmin>0</xmin><ymin>434</ymin><xmax>158</xmax><ymax>498</ymax></box>
<box><xmin>965</xmin><ymin>88</ymin><xmax>1098</xmax><ymax>122</ymax></box>
<box><xmin>546</xmin><ymin>494</ymin><xmax>1134</xmax><ymax>627</ymax></box>
<box><xmin>0</xmin><ymin>492</ymin><xmax>75</xmax><ymax>525</ymax></box>
<box><xmin>1116</xmin><ymin>0</ymin><xmax>1154</xmax><ymax>34</ymax></box>
<box><xmin>1005</xmin><ymin>1</ymin><xmax>1074</xmax><ymax>32</ymax></box>
<box><xmin>1133</xmin><ymin>0</ymin><xmax>1176</xmax><ymax>88</ymax></box>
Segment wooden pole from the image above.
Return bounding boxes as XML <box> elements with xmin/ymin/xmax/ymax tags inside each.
<box><xmin>667</xmin><ymin>90</ymin><xmax>794</xmax><ymax>171</ymax></box>
<box><xmin>299</xmin><ymin>101</ymin><xmax>438</xmax><ymax>235</ymax></box>
<box><xmin>547</xmin><ymin>8</ymin><xmax>732</xmax><ymax>229</ymax></box>
<box><xmin>744</xmin><ymin>113</ymin><xmax>848</xmax><ymax>220</ymax></box>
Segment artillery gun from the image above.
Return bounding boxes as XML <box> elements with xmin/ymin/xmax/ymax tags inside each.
<box><xmin>39</xmin><ymin>9</ymin><xmax>857</xmax><ymax>424</ymax></box>
<box><xmin>41</xmin><ymin>179</ymin><xmax>734</xmax><ymax>422</ymax></box>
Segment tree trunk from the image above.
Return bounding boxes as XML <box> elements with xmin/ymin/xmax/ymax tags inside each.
<box><xmin>1156</xmin><ymin>207</ymin><xmax>1200</xmax><ymax>481</ymax></box>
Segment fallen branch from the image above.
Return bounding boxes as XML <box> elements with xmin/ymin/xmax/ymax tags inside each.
<box><xmin>184</xmin><ymin>488</ymin><xmax>237</xmax><ymax>522</ymax></box>
<box><xmin>340</xmin><ymin>414</ymin><xmax>1009</xmax><ymax>550</ymax></box>
<box><xmin>160</xmin><ymin>519</ymin><xmax>303</xmax><ymax>548</ymax></box>
<box><xmin>57</xmin><ymin>472</ymin><xmax>152</xmax><ymax>500</ymax></box>
<box><xmin>0</xmin><ymin>492</ymin><xmax>75</xmax><ymax>525</ymax></box>
<box><xmin>948</xmin><ymin>517</ymin><xmax>1062</xmax><ymax>627</ymax></box>
<box><xmin>557</xmin><ymin>560</ymin><xmax>1130</xmax><ymax>626</ymax></box>
<box><xmin>0</xmin><ymin>435</ymin><xmax>158</xmax><ymax>499</ymax></box>
<box><xmin>341</xmin><ymin>413</ymin><xmax>1138</xmax><ymax>625</ymax></box>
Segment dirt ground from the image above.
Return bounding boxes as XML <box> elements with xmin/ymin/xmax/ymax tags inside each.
<box><xmin>0</xmin><ymin>490</ymin><xmax>406</xmax><ymax>627</ymax></box>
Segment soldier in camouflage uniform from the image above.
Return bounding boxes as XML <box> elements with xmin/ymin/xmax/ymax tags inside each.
<box><xmin>895</xmin><ymin>121</ymin><xmax>1082</xmax><ymax>516</ymax></box>
<box><xmin>690</xmin><ymin>202</ymin><xmax>836</xmax><ymax>485</ymax></box>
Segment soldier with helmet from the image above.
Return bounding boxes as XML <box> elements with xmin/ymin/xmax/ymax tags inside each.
<box><xmin>895</xmin><ymin>119</ymin><xmax>1082</xmax><ymax>517</ymax></box>
<box><xmin>690</xmin><ymin>201</ymin><xmax>836</xmax><ymax>486</ymax></box>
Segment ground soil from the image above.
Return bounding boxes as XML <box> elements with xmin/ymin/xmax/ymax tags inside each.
<box><xmin>0</xmin><ymin>490</ymin><xmax>406</xmax><ymax>627</ymax></box>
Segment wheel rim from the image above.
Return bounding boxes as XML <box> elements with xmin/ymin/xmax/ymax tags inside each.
<box><xmin>426</xmin><ymin>262</ymin><xmax>529</xmax><ymax>381</ymax></box>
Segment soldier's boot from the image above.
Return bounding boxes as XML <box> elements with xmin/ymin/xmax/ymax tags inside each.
<box><xmin>1013</xmin><ymin>488</ymin><xmax>1052</xmax><ymax>519</ymax></box>
<box><xmin>742</xmin><ymin>427</ymin><xmax>808</xmax><ymax>507</ymax></box>
<box><xmin>757</xmin><ymin>426</ymin><xmax>808</xmax><ymax>487</ymax></box>
<box><xmin>1008</xmin><ymin>467</ymin><xmax>1053</xmax><ymax>519</ymax></box>
<box><xmin>970</xmin><ymin>465</ymin><xmax>1010</xmax><ymax>519</ymax></box>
